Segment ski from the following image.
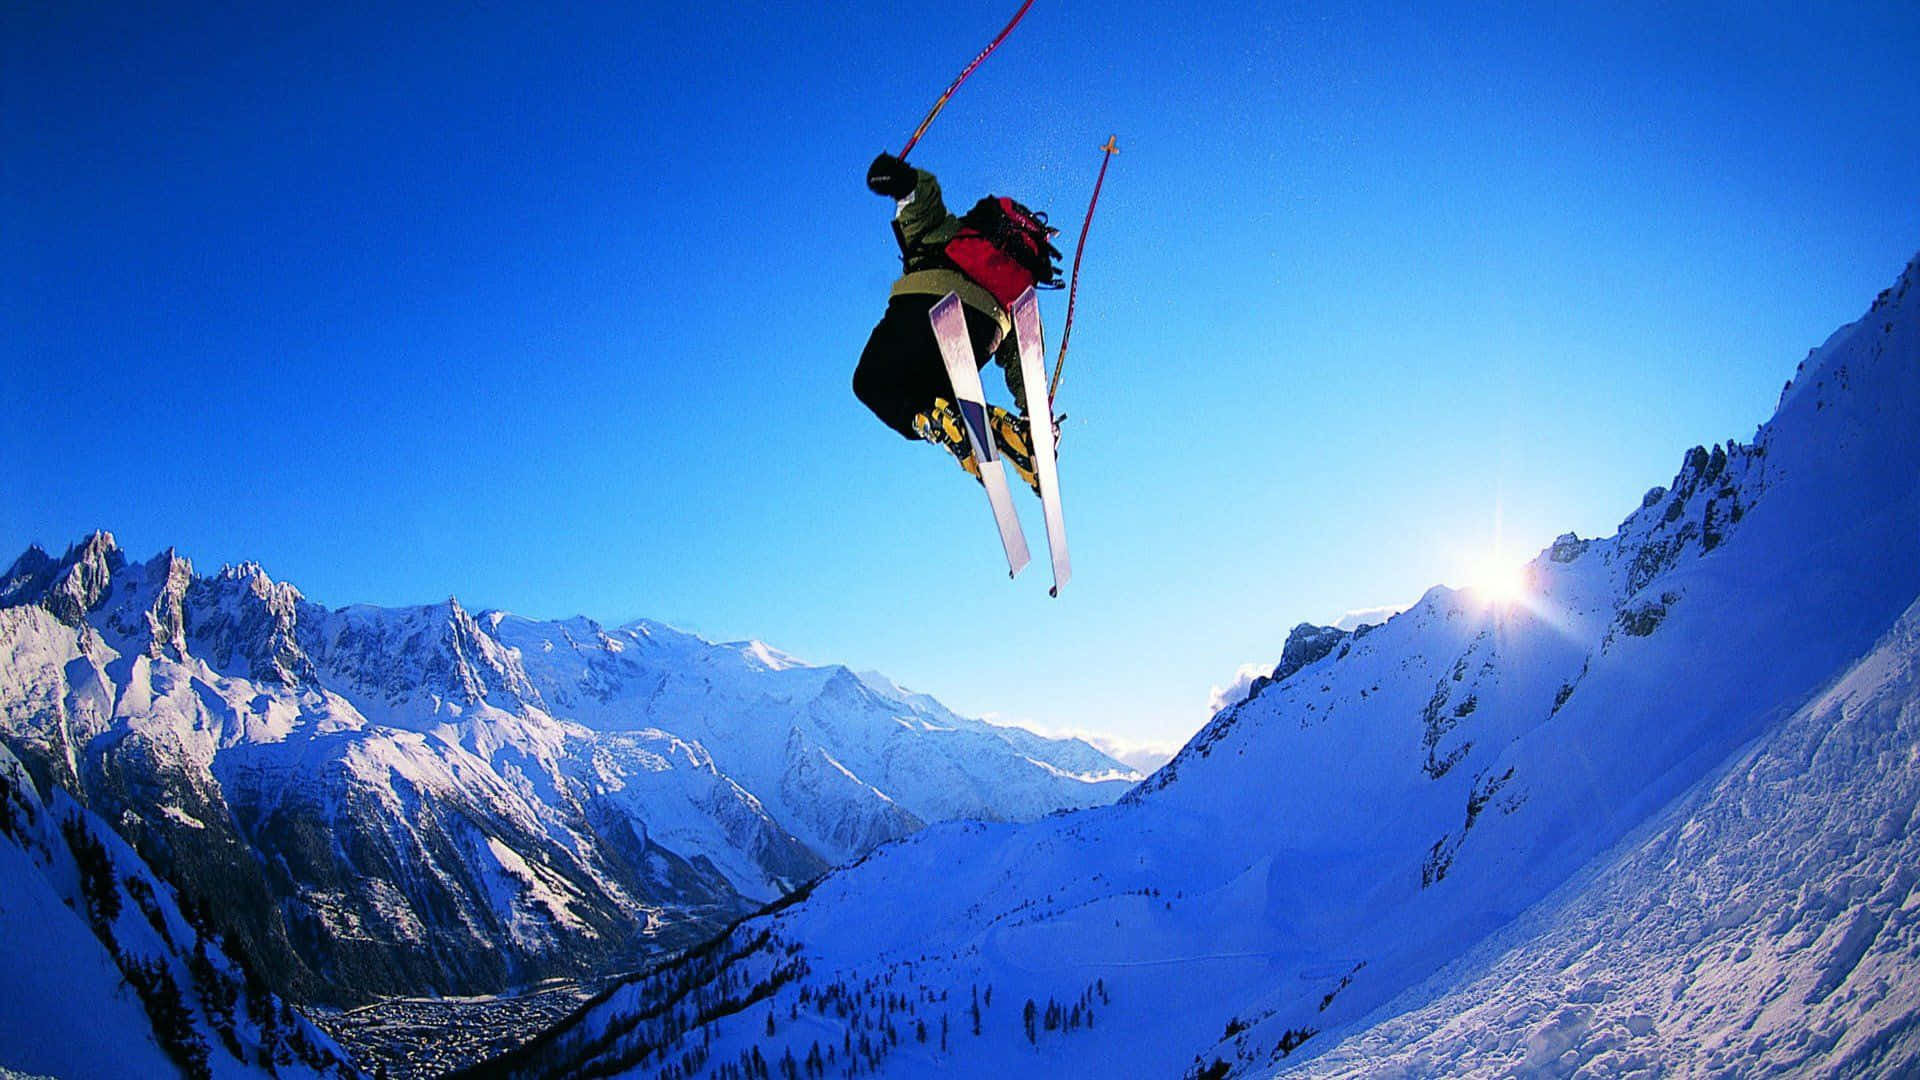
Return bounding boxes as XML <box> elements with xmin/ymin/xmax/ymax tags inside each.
<box><xmin>929</xmin><ymin>293</ymin><xmax>1030</xmax><ymax>579</ymax></box>
<box><xmin>1010</xmin><ymin>287</ymin><xmax>1071</xmax><ymax>596</ymax></box>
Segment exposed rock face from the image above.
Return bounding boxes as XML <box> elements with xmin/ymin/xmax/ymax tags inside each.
<box><xmin>1549</xmin><ymin>533</ymin><xmax>1591</xmax><ymax>563</ymax></box>
<box><xmin>187</xmin><ymin>563</ymin><xmax>316</xmax><ymax>686</ymax></box>
<box><xmin>0</xmin><ymin>531</ymin><xmax>126</xmax><ymax>626</ymax></box>
<box><xmin>1272</xmin><ymin>624</ymin><xmax>1353</xmax><ymax>687</ymax></box>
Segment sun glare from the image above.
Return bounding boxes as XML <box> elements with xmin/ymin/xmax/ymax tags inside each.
<box><xmin>1468</xmin><ymin>552</ymin><xmax>1532</xmax><ymax>608</ymax></box>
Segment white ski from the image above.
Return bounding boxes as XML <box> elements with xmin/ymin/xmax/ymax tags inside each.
<box><xmin>929</xmin><ymin>292</ymin><xmax>1030</xmax><ymax>579</ymax></box>
<box><xmin>1010</xmin><ymin>287</ymin><xmax>1071</xmax><ymax>596</ymax></box>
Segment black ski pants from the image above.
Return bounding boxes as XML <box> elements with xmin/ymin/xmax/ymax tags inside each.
<box><xmin>854</xmin><ymin>294</ymin><xmax>1001</xmax><ymax>440</ymax></box>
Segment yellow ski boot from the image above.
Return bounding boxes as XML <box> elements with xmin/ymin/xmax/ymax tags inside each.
<box><xmin>912</xmin><ymin>398</ymin><xmax>981</xmax><ymax>482</ymax></box>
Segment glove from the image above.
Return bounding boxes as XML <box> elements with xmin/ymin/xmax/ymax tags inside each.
<box><xmin>866</xmin><ymin>152</ymin><xmax>917</xmax><ymax>198</ymax></box>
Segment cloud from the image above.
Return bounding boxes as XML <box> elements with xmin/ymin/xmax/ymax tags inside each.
<box><xmin>1079</xmin><ymin>734</ymin><xmax>1182</xmax><ymax>775</ymax></box>
<box><xmin>993</xmin><ymin>719</ymin><xmax>1185</xmax><ymax>776</ymax></box>
<box><xmin>1333</xmin><ymin>603</ymin><xmax>1408</xmax><ymax>632</ymax></box>
<box><xmin>1208</xmin><ymin>661</ymin><xmax>1272</xmax><ymax>716</ymax></box>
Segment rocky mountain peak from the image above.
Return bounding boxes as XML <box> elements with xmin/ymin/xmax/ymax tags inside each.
<box><xmin>437</xmin><ymin>597</ymin><xmax>540</xmax><ymax>711</ymax></box>
<box><xmin>0</xmin><ymin>530</ymin><xmax>124</xmax><ymax>626</ymax></box>
<box><xmin>186</xmin><ymin>560</ymin><xmax>314</xmax><ymax>687</ymax></box>
<box><xmin>1609</xmin><ymin>438</ymin><xmax>1763</xmax><ymax>598</ymax></box>
<box><xmin>307</xmin><ymin>595</ymin><xmax>542</xmax><ymax>716</ymax></box>
<box><xmin>1548</xmin><ymin>533</ymin><xmax>1591</xmax><ymax>563</ymax></box>
<box><xmin>0</xmin><ymin>545</ymin><xmax>56</xmax><ymax>607</ymax></box>
<box><xmin>141</xmin><ymin>549</ymin><xmax>195</xmax><ymax>660</ymax></box>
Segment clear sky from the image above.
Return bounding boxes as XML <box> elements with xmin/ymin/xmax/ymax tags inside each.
<box><xmin>7</xmin><ymin>1</ymin><xmax>1919</xmax><ymax>761</ymax></box>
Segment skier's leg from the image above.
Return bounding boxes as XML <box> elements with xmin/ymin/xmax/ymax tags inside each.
<box><xmin>854</xmin><ymin>331</ymin><xmax>929</xmax><ymax>440</ymax></box>
<box><xmin>855</xmin><ymin>296</ymin><xmax>952</xmax><ymax>440</ymax></box>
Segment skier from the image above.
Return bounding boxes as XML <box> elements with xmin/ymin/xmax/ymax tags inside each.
<box><xmin>854</xmin><ymin>152</ymin><xmax>1062</xmax><ymax>492</ymax></box>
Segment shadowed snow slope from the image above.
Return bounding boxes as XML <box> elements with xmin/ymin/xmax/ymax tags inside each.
<box><xmin>466</xmin><ymin>253</ymin><xmax>1920</xmax><ymax>1080</ymax></box>
<box><xmin>0</xmin><ymin>744</ymin><xmax>355</xmax><ymax>1079</ymax></box>
<box><xmin>0</xmin><ymin>547</ymin><xmax>1133</xmax><ymax>1008</ymax></box>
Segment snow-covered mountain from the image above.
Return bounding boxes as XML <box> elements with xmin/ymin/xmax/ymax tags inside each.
<box><xmin>0</xmin><ymin>741</ymin><xmax>356</xmax><ymax>1079</ymax></box>
<box><xmin>0</xmin><ymin>547</ymin><xmax>1135</xmax><ymax>1010</ymax></box>
<box><xmin>469</xmin><ymin>253</ymin><xmax>1920</xmax><ymax>1080</ymax></box>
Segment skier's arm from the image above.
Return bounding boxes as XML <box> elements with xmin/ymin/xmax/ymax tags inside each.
<box><xmin>892</xmin><ymin>168</ymin><xmax>954</xmax><ymax>251</ymax></box>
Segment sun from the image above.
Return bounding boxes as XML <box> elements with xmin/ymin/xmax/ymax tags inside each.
<box><xmin>1467</xmin><ymin>551</ymin><xmax>1533</xmax><ymax>608</ymax></box>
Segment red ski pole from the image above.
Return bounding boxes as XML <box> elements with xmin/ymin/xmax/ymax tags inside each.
<box><xmin>1050</xmin><ymin>135</ymin><xmax>1119</xmax><ymax>402</ymax></box>
<box><xmin>898</xmin><ymin>0</ymin><xmax>1038</xmax><ymax>160</ymax></box>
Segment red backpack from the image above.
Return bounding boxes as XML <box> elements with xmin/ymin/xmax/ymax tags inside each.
<box><xmin>944</xmin><ymin>196</ymin><xmax>1064</xmax><ymax>308</ymax></box>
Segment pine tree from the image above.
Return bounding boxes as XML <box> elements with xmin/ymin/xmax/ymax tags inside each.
<box><xmin>0</xmin><ymin>769</ymin><xmax>18</xmax><ymax>841</ymax></box>
<box><xmin>1023</xmin><ymin>999</ymin><xmax>1037</xmax><ymax>1044</ymax></box>
<box><xmin>62</xmin><ymin>816</ymin><xmax>120</xmax><ymax>933</ymax></box>
<box><xmin>125</xmin><ymin>958</ymin><xmax>211</xmax><ymax>1080</ymax></box>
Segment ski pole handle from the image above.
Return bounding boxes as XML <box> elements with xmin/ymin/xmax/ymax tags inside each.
<box><xmin>899</xmin><ymin>0</ymin><xmax>1037</xmax><ymax>160</ymax></box>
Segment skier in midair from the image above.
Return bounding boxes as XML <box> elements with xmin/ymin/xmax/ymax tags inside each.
<box><xmin>854</xmin><ymin>152</ymin><xmax>1061</xmax><ymax>491</ymax></box>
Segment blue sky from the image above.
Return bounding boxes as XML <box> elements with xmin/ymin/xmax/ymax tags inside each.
<box><xmin>7</xmin><ymin>1</ymin><xmax>1919</xmax><ymax>758</ymax></box>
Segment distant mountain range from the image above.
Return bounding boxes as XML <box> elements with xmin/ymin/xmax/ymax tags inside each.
<box><xmin>0</xmin><ymin>539</ymin><xmax>1136</xmax><ymax>1015</ymax></box>
<box><xmin>470</xmin><ymin>257</ymin><xmax>1920</xmax><ymax>1079</ymax></box>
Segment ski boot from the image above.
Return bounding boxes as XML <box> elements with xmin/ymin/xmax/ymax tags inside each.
<box><xmin>987</xmin><ymin>406</ymin><xmax>1039</xmax><ymax>495</ymax></box>
<box><xmin>990</xmin><ymin>407</ymin><xmax>1065</xmax><ymax>497</ymax></box>
<box><xmin>913</xmin><ymin>398</ymin><xmax>981</xmax><ymax>483</ymax></box>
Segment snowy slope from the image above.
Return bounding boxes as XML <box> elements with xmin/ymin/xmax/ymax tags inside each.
<box><xmin>0</xmin><ymin>744</ymin><xmax>356</xmax><ymax>1079</ymax></box>
<box><xmin>468</xmin><ymin>253</ymin><xmax>1920</xmax><ymax>1080</ymax></box>
<box><xmin>1291</xmin><ymin>595</ymin><xmax>1920</xmax><ymax>1077</ymax></box>
<box><xmin>0</xmin><ymin>543</ymin><xmax>1135</xmax><ymax>1008</ymax></box>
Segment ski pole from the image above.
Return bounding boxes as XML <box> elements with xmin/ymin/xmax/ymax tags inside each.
<box><xmin>1050</xmin><ymin>135</ymin><xmax>1119</xmax><ymax>402</ymax></box>
<box><xmin>898</xmin><ymin>0</ymin><xmax>1038</xmax><ymax>160</ymax></box>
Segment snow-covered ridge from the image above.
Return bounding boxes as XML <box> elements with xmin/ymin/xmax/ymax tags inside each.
<box><xmin>0</xmin><ymin>539</ymin><xmax>1136</xmax><ymax>1013</ymax></box>
<box><xmin>474</xmin><ymin>251</ymin><xmax>1920</xmax><ymax>1079</ymax></box>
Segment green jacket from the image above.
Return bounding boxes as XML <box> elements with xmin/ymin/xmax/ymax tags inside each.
<box><xmin>887</xmin><ymin>168</ymin><xmax>1027</xmax><ymax>412</ymax></box>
